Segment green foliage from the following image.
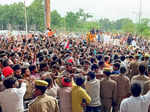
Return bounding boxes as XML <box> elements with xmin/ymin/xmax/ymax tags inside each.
<box><xmin>65</xmin><ymin>12</ymin><xmax>79</xmax><ymax>31</ymax></box>
<box><xmin>136</xmin><ymin>19</ymin><xmax>150</xmax><ymax>36</ymax></box>
<box><xmin>76</xmin><ymin>8</ymin><xmax>93</xmax><ymax>21</ymax></box>
<box><xmin>0</xmin><ymin>3</ymin><xmax>25</xmax><ymax>30</ymax></box>
<box><xmin>51</xmin><ymin>10</ymin><xmax>62</xmax><ymax>28</ymax></box>
<box><xmin>28</xmin><ymin>0</ymin><xmax>44</xmax><ymax>31</ymax></box>
<box><xmin>122</xmin><ymin>20</ymin><xmax>135</xmax><ymax>33</ymax></box>
<box><xmin>113</xmin><ymin>18</ymin><xmax>132</xmax><ymax>30</ymax></box>
<box><xmin>99</xmin><ymin>19</ymin><xmax>114</xmax><ymax>31</ymax></box>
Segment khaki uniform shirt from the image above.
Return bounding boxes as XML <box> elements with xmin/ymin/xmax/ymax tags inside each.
<box><xmin>141</xmin><ymin>61</ymin><xmax>149</xmax><ymax>72</ymax></box>
<box><xmin>28</xmin><ymin>94</ymin><xmax>59</xmax><ymax>112</ymax></box>
<box><xmin>24</xmin><ymin>78</ymin><xmax>34</xmax><ymax>100</ymax></box>
<box><xmin>111</xmin><ymin>75</ymin><xmax>130</xmax><ymax>98</ymax></box>
<box><xmin>144</xmin><ymin>80</ymin><xmax>150</xmax><ymax>94</ymax></box>
<box><xmin>131</xmin><ymin>75</ymin><xmax>150</xmax><ymax>95</ymax></box>
<box><xmin>111</xmin><ymin>75</ymin><xmax>130</xmax><ymax>111</ymax></box>
<box><xmin>100</xmin><ymin>77</ymin><xmax>117</xmax><ymax>112</ymax></box>
<box><xmin>128</xmin><ymin>61</ymin><xmax>140</xmax><ymax>79</ymax></box>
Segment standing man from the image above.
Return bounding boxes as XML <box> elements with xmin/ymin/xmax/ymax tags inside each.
<box><xmin>82</xmin><ymin>60</ymin><xmax>91</xmax><ymax>76</ymax></box>
<box><xmin>127</xmin><ymin>33</ymin><xmax>133</xmax><ymax>45</ymax></box>
<box><xmin>58</xmin><ymin>77</ymin><xmax>72</xmax><ymax>112</ymax></box>
<box><xmin>104</xmin><ymin>56</ymin><xmax>111</xmax><ymax>69</ymax></box>
<box><xmin>128</xmin><ymin>55</ymin><xmax>140</xmax><ymax>80</ymax></box>
<box><xmin>85</xmin><ymin>72</ymin><xmax>101</xmax><ymax>112</ymax></box>
<box><xmin>28</xmin><ymin>80</ymin><xmax>59</xmax><ymax>112</ymax></box>
<box><xmin>0</xmin><ymin>77</ymin><xmax>26</xmax><ymax>112</ymax></box>
<box><xmin>141</xmin><ymin>54</ymin><xmax>150</xmax><ymax>74</ymax></box>
<box><xmin>111</xmin><ymin>66</ymin><xmax>130</xmax><ymax>112</ymax></box>
<box><xmin>100</xmin><ymin>68</ymin><xmax>117</xmax><ymax>112</ymax></box>
<box><xmin>111</xmin><ymin>63</ymin><xmax>120</xmax><ymax>75</ymax></box>
<box><xmin>96</xmin><ymin>30</ymin><xmax>101</xmax><ymax>43</ymax></box>
<box><xmin>131</xmin><ymin>64</ymin><xmax>150</xmax><ymax>95</ymax></box>
<box><xmin>13</xmin><ymin>64</ymin><xmax>23</xmax><ymax>80</ymax></box>
<box><xmin>47</xmin><ymin>28</ymin><xmax>56</xmax><ymax>38</ymax></box>
<box><xmin>72</xmin><ymin>76</ymin><xmax>91</xmax><ymax>112</ymax></box>
<box><xmin>120</xmin><ymin>83</ymin><xmax>150</xmax><ymax>112</ymax></box>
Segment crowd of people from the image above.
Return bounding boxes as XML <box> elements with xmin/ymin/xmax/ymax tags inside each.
<box><xmin>0</xmin><ymin>29</ymin><xmax>150</xmax><ymax>112</ymax></box>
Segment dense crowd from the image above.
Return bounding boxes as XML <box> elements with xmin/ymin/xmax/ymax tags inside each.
<box><xmin>0</xmin><ymin>29</ymin><xmax>150</xmax><ymax>112</ymax></box>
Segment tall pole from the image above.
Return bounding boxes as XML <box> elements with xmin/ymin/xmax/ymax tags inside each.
<box><xmin>24</xmin><ymin>0</ymin><xmax>28</xmax><ymax>36</ymax></box>
<box><xmin>139</xmin><ymin>0</ymin><xmax>142</xmax><ymax>24</ymax></box>
<box><xmin>139</xmin><ymin>0</ymin><xmax>142</xmax><ymax>36</ymax></box>
<box><xmin>44</xmin><ymin>0</ymin><xmax>51</xmax><ymax>28</ymax></box>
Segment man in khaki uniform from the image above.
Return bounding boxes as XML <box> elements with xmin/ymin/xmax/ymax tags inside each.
<box><xmin>111</xmin><ymin>66</ymin><xmax>130</xmax><ymax>112</ymax></box>
<box><xmin>28</xmin><ymin>80</ymin><xmax>59</xmax><ymax>112</ymax></box>
<box><xmin>131</xmin><ymin>64</ymin><xmax>150</xmax><ymax>95</ymax></box>
<box><xmin>100</xmin><ymin>68</ymin><xmax>117</xmax><ymax>112</ymax></box>
<box><xmin>144</xmin><ymin>80</ymin><xmax>150</xmax><ymax>95</ymax></box>
<box><xmin>141</xmin><ymin>54</ymin><xmax>150</xmax><ymax>74</ymax></box>
<box><xmin>128</xmin><ymin>55</ymin><xmax>140</xmax><ymax>80</ymax></box>
<box><xmin>143</xmin><ymin>80</ymin><xmax>150</xmax><ymax>112</ymax></box>
<box><xmin>24</xmin><ymin>76</ymin><xmax>34</xmax><ymax>100</ymax></box>
<box><xmin>24</xmin><ymin>78</ymin><xmax>34</xmax><ymax>109</ymax></box>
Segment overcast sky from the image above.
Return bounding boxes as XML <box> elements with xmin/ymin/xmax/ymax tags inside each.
<box><xmin>1</xmin><ymin>0</ymin><xmax>150</xmax><ymax>21</ymax></box>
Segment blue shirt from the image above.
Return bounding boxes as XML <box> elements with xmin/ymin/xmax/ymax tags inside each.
<box><xmin>111</xmin><ymin>70</ymin><xmax>120</xmax><ymax>74</ymax></box>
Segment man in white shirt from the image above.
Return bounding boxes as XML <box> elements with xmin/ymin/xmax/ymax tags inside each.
<box><xmin>120</xmin><ymin>83</ymin><xmax>150</xmax><ymax>112</ymax></box>
<box><xmin>132</xmin><ymin>39</ymin><xmax>137</xmax><ymax>47</ymax></box>
<box><xmin>0</xmin><ymin>77</ymin><xmax>26</xmax><ymax>112</ymax></box>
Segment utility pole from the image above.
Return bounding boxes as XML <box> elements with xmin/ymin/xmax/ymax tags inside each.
<box><xmin>138</xmin><ymin>0</ymin><xmax>142</xmax><ymax>36</ymax></box>
<box><xmin>139</xmin><ymin>0</ymin><xmax>142</xmax><ymax>24</ymax></box>
<box><xmin>44</xmin><ymin>0</ymin><xmax>51</xmax><ymax>28</ymax></box>
<box><xmin>24</xmin><ymin>0</ymin><xmax>28</xmax><ymax>36</ymax></box>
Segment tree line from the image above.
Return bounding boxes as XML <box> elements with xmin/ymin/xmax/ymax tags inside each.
<box><xmin>0</xmin><ymin>0</ymin><xmax>150</xmax><ymax>38</ymax></box>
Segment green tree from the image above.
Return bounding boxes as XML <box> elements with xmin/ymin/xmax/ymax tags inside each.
<box><xmin>51</xmin><ymin>10</ymin><xmax>62</xmax><ymax>28</ymax></box>
<box><xmin>122</xmin><ymin>21</ymin><xmax>135</xmax><ymax>33</ymax></box>
<box><xmin>76</xmin><ymin>9</ymin><xmax>93</xmax><ymax>21</ymax></box>
<box><xmin>82</xmin><ymin>21</ymin><xmax>99</xmax><ymax>32</ymax></box>
<box><xmin>65</xmin><ymin>12</ymin><xmax>79</xmax><ymax>31</ymax></box>
<box><xmin>137</xmin><ymin>18</ymin><xmax>150</xmax><ymax>36</ymax></box>
<box><xmin>99</xmin><ymin>18</ymin><xmax>113</xmax><ymax>31</ymax></box>
<box><xmin>28</xmin><ymin>0</ymin><xmax>44</xmax><ymax>31</ymax></box>
<box><xmin>114</xmin><ymin>18</ymin><xmax>133</xmax><ymax>30</ymax></box>
<box><xmin>0</xmin><ymin>3</ymin><xmax>25</xmax><ymax>30</ymax></box>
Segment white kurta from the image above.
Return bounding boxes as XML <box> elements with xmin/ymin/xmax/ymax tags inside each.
<box><xmin>120</xmin><ymin>91</ymin><xmax>150</xmax><ymax>112</ymax></box>
<box><xmin>132</xmin><ymin>40</ymin><xmax>137</xmax><ymax>47</ymax></box>
<box><xmin>104</xmin><ymin>35</ymin><xmax>111</xmax><ymax>44</ymax></box>
<box><xmin>0</xmin><ymin>83</ymin><xmax>26</xmax><ymax>112</ymax></box>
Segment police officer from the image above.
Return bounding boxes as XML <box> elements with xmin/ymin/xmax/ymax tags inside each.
<box><xmin>100</xmin><ymin>68</ymin><xmax>117</xmax><ymax>112</ymax></box>
<box><xmin>28</xmin><ymin>80</ymin><xmax>59</xmax><ymax>112</ymax></box>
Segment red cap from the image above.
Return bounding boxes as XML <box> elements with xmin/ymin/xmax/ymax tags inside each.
<box><xmin>2</xmin><ymin>66</ymin><xmax>14</xmax><ymax>77</ymax></box>
<box><xmin>61</xmin><ymin>77</ymin><xmax>72</xmax><ymax>87</ymax></box>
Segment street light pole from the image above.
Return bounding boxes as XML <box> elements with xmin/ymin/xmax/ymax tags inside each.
<box><xmin>24</xmin><ymin>0</ymin><xmax>28</xmax><ymax>36</ymax></box>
